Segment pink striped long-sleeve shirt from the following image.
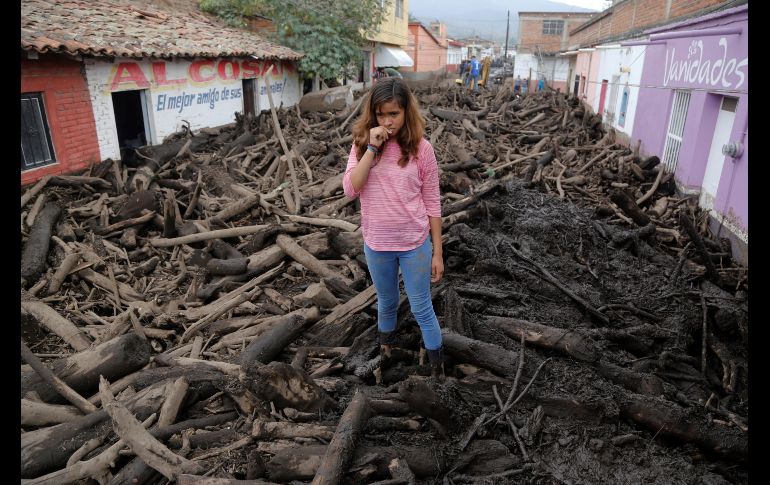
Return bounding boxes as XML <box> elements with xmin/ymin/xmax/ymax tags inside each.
<box><xmin>343</xmin><ymin>138</ymin><xmax>441</xmax><ymax>251</ymax></box>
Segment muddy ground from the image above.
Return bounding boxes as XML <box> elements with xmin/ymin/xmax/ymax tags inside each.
<box><xmin>20</xmin><ymin>83</ymin><xmax>748</xmax><ymax>484</ymax></box>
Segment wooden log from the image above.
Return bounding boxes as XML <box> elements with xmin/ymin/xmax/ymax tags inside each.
<box><xmin>441</xmin><ymin>288</ymin><xmax>472</xmax><ymax>337</ymax></box>
<box><xmin>240</xmin><ymin>307</ymin><xmax>321</xmax><ymax>365</ymax></box>
<box><xmin>21</xmin><ymin>175</ymin><xmax>52</xmax><ymax>208</ymax></box>
<box><xmin>241</xmin><ymin>361</ymin><xmax>336</xmax><ymax>413</ymax></box>
<box><xmin>446</xmin><ymin>133</ymin><xmax>477</xmax><ymax>165</ymax></box>
<box><xmin>293</xmin><ymin>282</ymin><xmax>340</xmax><ymax>309</ymax></box>
<box><xmin>486</xmin><ymin>316</ymin><xmax>598</xmax><ymax>362</ymax></box>
<box><xmin>21</xmin><ymin>332</ymin><xmax>151</xmax><ymax>403</ymax></box>
<box><xmin>109</xmin><ymin>457</ymin><xmax>162</xmax><ymax>485</ymax></box>
<box><xmin>77</xmin><ymin>267</ymin><xmax>144</xmax><ymax>302</ymax></box>
<box><xmin>593</xmin><ymin>360</ymin><xmax>665</xmax><ymax>396</ymax></box>
<box><xmin>46</xmin><ymin>252</ymin><xmax>80</xmax><ymax>294</ymax></box>
<box><xmin>178</xmin><ymin>476</ymin><xmax>279</xmax><ymax>485</ymax></box>
<box><xmin>441</xmin><ymin>329</ymin><xmax>517</xmax><ymax>376</ymax></box>
<box><xmin>23</xmin><ymin>414</ymin><xmax>157</xmax><ymax>485</ymax></box>
<box><xmin>461</xmin><ymin>118</ymin><xmax>485</xmax><ymax>141</ymax></box>
<box><xmin>283</xmin><ymin>214</ymin><xmax>358</xmax><ymax>232</ymax></box>
<box><xmin>610</xmin><ymin>189</ymin><xmax>651</xmax><ymax>227</ymax></box>
<box><xmin>679</xmin><ymin>213</ymin><xmax>720</xmax><ymax>283</ymax></box>
<box><xmin>306</xmin><ymin>285</ymin><xmax>377</xmax><ymax>346</ymax></box>
<box><xmin>21</xmin><ymin>398</ymin><xmax>82</xmax><ymax>427</ymax></box>
<box><xmin>252</xmin><ymin>420</ymin><xmax>335</xmax><ymax>441</ymax></box>
<box><xmin>619</xmin><ymin>393</ymin><xmax>747</xmax><ymax>463</ymax></box>
<box><xmin>205</xmin><ymin>257</ymin><xmax>249</xmax><ymax>275</ymax></box>
<box><xmin>312</xmin><ymin>390</ymin><xmax>372</xmax><ymax>485</ymax></box>
<box><xmin>21</xmin><ymin>299</ymin><xmax>92</xmax><ymax>351</ymax></box>
<box><xmin>157</xmin><ymin>377</ymin><xmax>189</xmax><ymax>428</ymax></box>
<box><xmin>264</xmin><ymin>76</ymin><xmax>301</xmax><ymax>213</ymax></box>
<box><xmin>21</xmin><ymin>379</ymin><xmax>173</xmax><ymax>478</ymax></box>
<box><xmin>21</xmin><ymin>201</ymin><xmax>61</xmax><ymax>285</ymax></box>
<box><xmin>276</xmin><ymin>234</ymin><xmax>348</xmax><ymax>282</ymax></box>
<box><xmin>150</xmin><ymin>224</ymin><xmax>271</xmax><ymax>247</ymax></box>
<box><xmin>398</xmin><ymin>376</ymin><xmax>456</xmax><ymax>431</ymax></box>
<box><xmin>442</xmin><ymin>179</ymin><xmax>501</xmax><ymax>216</ymax></box>
<box><xmin>49</xmin><ymin>175</ymin><xmax>112</xmax><ymax>190</ymax></box>
<box><xmin>21</xmin><ymin>339</ymin><xmax>97</xmax><ymax>414</ymax></box>
<box><xmin>266</xmin><ymin>445</ymin><xmax>443</xmax><ymax>481</ymax></box>
<box><xmin>98</xmin><ymin>377</ymin><xmax>204</xmax><ymax>480</ymax></box>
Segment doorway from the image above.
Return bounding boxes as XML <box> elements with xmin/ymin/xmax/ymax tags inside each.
<box><xmin>597</xmin><ymin>79</ymin><xmax>608</xmax><ymax>118</ymax></box>
<box><xmin>111</xmin><ymin>90</ymin><xmax>149</xmax><ymax>161</ymax></box>
<box><xmin>700</xmin><ymin>96</ymin><xmax>738</xmax><ymax>209</ymax></box>
<box><xmin>243</xmin><ymin>78</ymin><xmax>257</xmax><ymax>117</ymax></box>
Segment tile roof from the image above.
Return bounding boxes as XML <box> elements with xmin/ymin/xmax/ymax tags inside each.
<box><xmin>21</xmin><ymin>0</ymin><xmax>302</xmax><ymax>60</ymax></box>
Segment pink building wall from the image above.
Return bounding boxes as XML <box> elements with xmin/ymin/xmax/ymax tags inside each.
<box><xmin>408</xmin><ymin>23</ymin><xmax>447</xmax><ymax>73</ymax></box>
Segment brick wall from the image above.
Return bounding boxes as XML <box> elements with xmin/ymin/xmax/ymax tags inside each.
<box><xmin>21</xmin><ymin>55</ymin><xmax>101</xmax><ymax>185</ymax></box>
<box><xmin>518</xmin><ymin>13</ymin><xmax>595</xmax><ymax>54</ymax></box>
<box><xmin>570</xmin><ymin>0</ymin><xmax>736</xmax><ymax>47</ymax></box>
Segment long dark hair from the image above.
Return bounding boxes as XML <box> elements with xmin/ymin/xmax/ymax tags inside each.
<box><xmin>352</xmin><ymin>77</ymin><xmax>425</xmax><ymax>167</ymax></box>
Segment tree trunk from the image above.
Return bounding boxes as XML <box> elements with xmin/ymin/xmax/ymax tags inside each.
<box><xmin>441</xmin><ymin>329</ymin><xmax>518</xmax><ymax>376</ymax></box>
<box><xmin>21</xmin><ymin>333</ymin><xmax>151</xmax><ymax>403</ymax></box>
<box><xmin>21</xmin><ymin>201</ymin><xmax>61</xmax><ymax>285</ymax></box>
<box><xmin>486</xmin><ymin>316</ymin><xmax>597</xmax><ymax>362</ymax></box>
<box><xmin>312</xmin><ymin>390</ymin><xmax>372</xmax><ymax>485</ymax></box>
<box><xmin>240</xmin><ymin>307</ymin><xmax>320</xmax><ymax>366</ymax></box>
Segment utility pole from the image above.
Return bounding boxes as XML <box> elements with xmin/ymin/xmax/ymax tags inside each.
<box><xmin>504</xmin><ymin>10</ymin><xmax>510</xmax><ymax>61</ymax></box>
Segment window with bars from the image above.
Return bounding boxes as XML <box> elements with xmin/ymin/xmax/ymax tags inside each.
<box><xmin>396</xmin><ymin>0</ymin><xmax>403</xmax><ymax>18</ymax></box>
<box><xmin>662</xmin><ymin>90</ymin><xmax>691</xmax><ymax>173</ymax></box>
<box><xmin>542</xmin><ymin>20</ymin><xmax>564</xmax><ymax>35</ymax></box>
<box><xmin>21</xmin><ymin>93</ymin><xmax>56</xmax><ymax>172</ymax></box>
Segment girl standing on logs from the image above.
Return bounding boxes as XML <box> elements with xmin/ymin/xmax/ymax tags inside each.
<box><xmin>343</xmin><ymin>77</ymin><xmax>445</xmax><ymax>380</ymax></box>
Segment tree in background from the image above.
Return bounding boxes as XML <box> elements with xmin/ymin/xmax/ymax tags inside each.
<box><xmin>201</xmin><ymin>0</ymin><xmax>389</xmax><ymax>87</ymax></box>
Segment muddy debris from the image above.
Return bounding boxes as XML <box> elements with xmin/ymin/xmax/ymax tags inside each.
<box><xmin>20</xmin><ymin>83</ymin><xmax>748</xmax><ymax>484</ymax></box>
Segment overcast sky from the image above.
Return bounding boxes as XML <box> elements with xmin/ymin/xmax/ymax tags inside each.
<box><xmin>552</xmin><ymin>0</ymin><xmax>606</xmax><ymax>9</ymax></box>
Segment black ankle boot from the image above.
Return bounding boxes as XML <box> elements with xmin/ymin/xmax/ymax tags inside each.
<box><xmin>426</xmin><ymin>347</ymin><xmax>445</xmax><ymax>381</ymax></box>
<box><xmin>376</xmin><ymin>332</ymin><xmax>397</xmax><ymax>385</ymax></box>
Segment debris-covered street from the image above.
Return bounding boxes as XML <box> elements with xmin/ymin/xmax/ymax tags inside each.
<box><xmin>20</xmin><ymin>82</ymin><xmax>748</xmax><ymax>484</ymax></box>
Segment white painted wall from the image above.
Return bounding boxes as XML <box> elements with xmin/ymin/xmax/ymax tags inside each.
<box><xmin>514</xmin><ymin>53</ymin><xmax>538</xmax><ymax>80</ymax></box>
<box><xmin>595</xmin><ymin>45</ymin><xmax>645</xmax><ymax>137</ymax></box>
<box><xmin>84</xmin><ymin>57</ymin><xmax>301</xmax><ymax>160</ymax></box>
<box><xmin>447</xmin><ymin>45</ymin><xmax>463</xmax><ymax>66</ymax></box>
<box><xmin>541</xmin><ymin>56</ymin><xmax>570</xmax><ymax>82</ymax></box>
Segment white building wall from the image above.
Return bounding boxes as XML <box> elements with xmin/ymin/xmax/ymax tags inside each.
<box><xmin>514</xmin><ymin>53</ymin><xmax>538</xmax><ymax>80</ymax></box>
<box><xmin>541</xmin><ymin>56</ymin><xmax>570</xmax><ymax>83</ymax></box>
<box><xmin>447</xmin><ymin>46</ymin><xmax>463</xmax><ymax>65</ymax></box>
<box><xmin>85</xmin><ymin>57</ymin><xmax>301</xmax><ymax>160</ymax></box>
<box><xmin>595</xmin><ymin>45</ymin><xmax>646</xmax><ymax>137</ymax></box>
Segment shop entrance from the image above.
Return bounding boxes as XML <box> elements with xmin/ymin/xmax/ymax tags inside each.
<box><xmin>111</xmin><ymin>89</ymin><xmax>150</xmax><ymax>162</ymax></box>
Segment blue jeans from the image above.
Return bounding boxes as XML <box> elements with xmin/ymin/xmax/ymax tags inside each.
<box><xmin>364</xmin><ymin>237</ymin><xmax>442</xmax><ymax>350</ymax></box>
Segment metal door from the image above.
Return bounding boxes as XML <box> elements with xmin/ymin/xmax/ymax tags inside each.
<box><xmin>700</xmin><ymin>96</ymin><xmax>738</xmax><ymax>209</ymax></box>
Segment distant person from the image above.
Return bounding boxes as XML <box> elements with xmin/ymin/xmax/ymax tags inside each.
<box><xmin>514</xmin><ymin>75</ymin><xmax>522</xmax><ymax>93</ymax></box>
<box><xmin>538</xmin><ymin>78</ymin><xmax>545</xmax><ymax>92</ymax></box>
<box><xmin>467</xmin><ymin>55</ymin><xmax>481</xmax><ymax>93</ymax></box>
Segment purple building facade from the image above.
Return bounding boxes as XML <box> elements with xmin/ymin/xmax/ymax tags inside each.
<box><xmin>630</xmin><ymin>5</ymin><xmax>748</xmax><ymax>263</ymax></box>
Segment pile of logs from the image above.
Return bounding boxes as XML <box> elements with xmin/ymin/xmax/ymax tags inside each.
<box><xmin>19</xmin><ymin>82</ymin><xmax>747</xmax><ymax>483</ymax></box>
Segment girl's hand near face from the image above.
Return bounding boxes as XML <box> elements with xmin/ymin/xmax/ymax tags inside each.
<box><xmin>368</xmin><ymin>126</ymin><xmax>391</xmax><ymax>148</ymax></box>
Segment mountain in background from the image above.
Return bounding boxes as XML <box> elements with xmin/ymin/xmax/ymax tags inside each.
<box><xmin>408</xmin><ymin>0</ymin><xmax>599</xmax><ymax>44</ymax></box>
